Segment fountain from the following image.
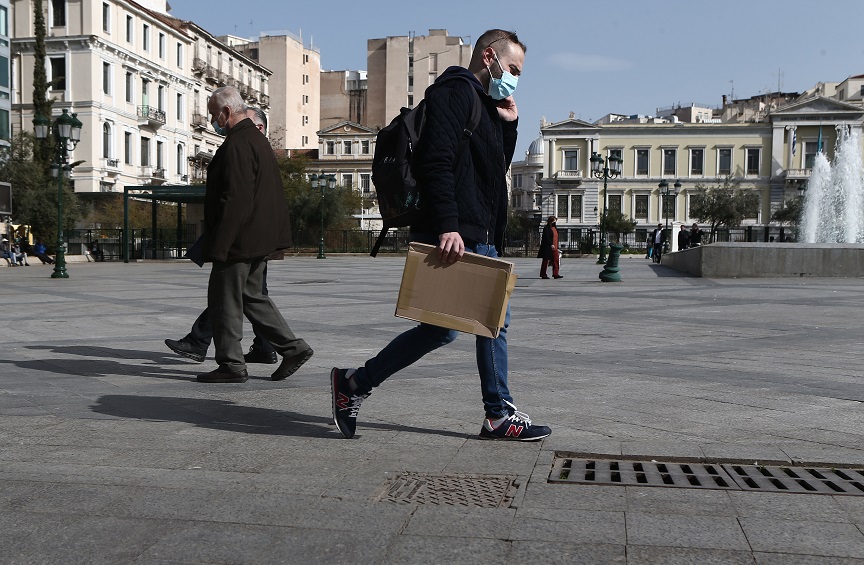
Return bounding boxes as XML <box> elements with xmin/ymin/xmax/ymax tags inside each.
<box><xmin>800</xmin><ymin>127</ymin><xmax>864</xmax><ymax>243</ymax></box>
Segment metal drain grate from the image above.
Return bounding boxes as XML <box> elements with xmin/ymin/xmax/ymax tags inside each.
<box><xmin>549</xmin><ymin>458</ymin><xmax>737</xmax><ymax>490</ymax></box>
<box><xmin>549</xmin><ymin>457</ymin><xmax>864</xmax><ymax>496</ymax></box>
<box><xmin>723</xmin><ymin>465</ymin><xmax>864</xmax><ymax>496</ymax></box>
<box><xmin>376</xmin><ymin>473</ymin><xmax>518</xmax><ymax>508</ymax></box>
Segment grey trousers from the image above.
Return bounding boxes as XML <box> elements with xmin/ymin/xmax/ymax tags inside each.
<box><xmin>208</xmin><ymin>258</ymin><xmax>310</xmax><ymax>371</ymax></box>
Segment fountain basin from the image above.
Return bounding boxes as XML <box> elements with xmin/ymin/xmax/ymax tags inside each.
<box><xmin>662</xmin><ymin>243</ymin><xmax>864</xmax><ymax>278</ymax></box>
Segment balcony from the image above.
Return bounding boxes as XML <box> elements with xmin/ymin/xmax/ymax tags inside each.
<box><xmin>249</xmin><ymin>89</ymin><xmax>260</xmax><ymax>102</ymax></box>
<box><xmin>137</xmin><ymin>105</ymin><xmax>166</xmax><ymax>128</ymax></box>
<box><xmin>785</xmin><ymin>168</ymin><xmax>812</xmax><ymax>180</ymax></box>
<box><xmin>139</xmin><ymin>166</ymin><xmax>166</xmax><ymax>185</ymax></box>
<box><xmin>191</xmin><ymin>113</ymin><xmax>209</xmax><ymax>130</ymax></box>
<box><xmin>260</xmin><ymin>94</ymin><xmax>270</xmax><ymax>106</ymax></box>
<box><xmin>105</xmin><ymin>158</ymin><xmax>120</xmax><ymax>175</ymax></box>
<box><xmin>192</xmin><ymin>58</ymin><xmax>206</xmax><ymax>74</ymax></box>
<box><xmin>153</xmin><ymin>168</ymin><xmax>166</xmax><ymax>179</ymax></box>
<box><xmin>552</xmin><ymin>169</ymin><xmax>583</xmax><ymax>180</ymax></box>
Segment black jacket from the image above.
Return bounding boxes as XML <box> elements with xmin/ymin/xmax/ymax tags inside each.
<box><xmin>537</xmin><ymin>223</ymin><xmax>557</xmax><ymax>259</ymax></box>
<box><xmin>412</xmin><ymin>66</ymin><xmax>518</xmax><ymax>252</ymax></box>
<box><xmin>204</xmin><ymin>118</ymin><xmax>292</xmax><ymax>262</ymax></box>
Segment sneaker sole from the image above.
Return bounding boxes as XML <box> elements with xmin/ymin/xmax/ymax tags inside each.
<box><xmin>165</xmin><ymin>340</ymin><xmax>205</xmax><ymax>363</ymax></box>
<box><xmin>478</xmin><ymin>431</ymin><xmax>551</xmax><ymax>442</ymax></box>
<box><xmin>271</xmin><ymin>349</ymin><xmax>314</xmax><ymax>381</ymax></box>
<box><xmin>330</xmin><ymin>368</ymin><xmax>354</xmax><ymax>439</ymax></box>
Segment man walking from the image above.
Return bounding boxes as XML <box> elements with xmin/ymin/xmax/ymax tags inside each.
<box><xmin>199</xmin><ymin>86</ymin><xmax>313</xmax><ymax>383</ymax></box>
<box><xmin>651</xmin><ymin>223</ymin><xmax>665</xmax><ymax>262</ymax></box>
<box><xmin>330</xmin><ymin>29</ymin><xmax>551</xmax><ymax>441</ymax></box>
<box><xmin>166</xmin><ymin>107</ymin><xmax>279</xmax><ymax>367</ymax></box>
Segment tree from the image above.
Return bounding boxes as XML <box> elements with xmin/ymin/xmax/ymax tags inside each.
<box><xmin>689</xmin><ymin>176</ymin><xmax>759</xmax><ymax>242</ymax></box>
<box><xmin>771</xmin><ymin>195</ymin><xmax>804</xmax><ymax>226</ymax></box>
<box><xmin>82</xmin><ymin>194</ymin><xmax>180</xmax><ymax>229</ymax></box>
<box><xmin>0</xmin><ymin>132</ymin><xmax>82</xmax><ymax>244</ymax></box>
<box><xmin>603</xmin><ymin>209</ymin><xmax>638</xmax><ymax>243</ymax></box>
<box><xmin>32</xmin><ymin>0</ymin><xmax>53</xmax><ymax>164</ymax></box>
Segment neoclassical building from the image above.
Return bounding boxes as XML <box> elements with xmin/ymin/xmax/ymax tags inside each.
<box><xmin>10</xmin><ymin>0</ymin><xmax>270</xmax><ymax>192</ymax></box>
<box><xmin>532</xmin><ymin>78</ymin><xmax>864</xmax><ymax>246</ymax></box>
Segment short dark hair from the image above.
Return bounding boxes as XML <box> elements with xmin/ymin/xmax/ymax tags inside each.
<box><xmin>475</xmin><ymin>29</ymin><xmax>526</xmax><ymax>56</ymax></box>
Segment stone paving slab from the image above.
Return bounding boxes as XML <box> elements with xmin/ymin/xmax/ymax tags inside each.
<box><xmin>2</xmin><ymin>256</ymin><xmax>864</xmax><ymax>563</ymax></box>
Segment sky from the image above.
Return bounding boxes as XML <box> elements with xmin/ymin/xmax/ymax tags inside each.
<box><xmin>169</xmin><ymin>0</ymin><xmax>864</xmax><ymax>156</ymax></box>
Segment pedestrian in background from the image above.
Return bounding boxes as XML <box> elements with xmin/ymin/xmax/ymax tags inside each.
<box><xmin>538</xmin><ymin>215</ymin><xmax>562</xmax><ymax>279</ymax></box>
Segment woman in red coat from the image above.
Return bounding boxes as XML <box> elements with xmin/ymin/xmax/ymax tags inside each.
<box><xmin>537</xmin><ymin>216</ymin><xmax>562</xmax><ymax>279</ymax></box>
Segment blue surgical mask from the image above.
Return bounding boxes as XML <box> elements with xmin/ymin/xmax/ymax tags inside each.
<box><xmin>211</xmin><ymin>110</ymin><xmax>227</xmax><ymax>135</ymax></box>
<box><xmin>487</xmin><ymin>52</ymin><xmax>518</xmax><ymax>100</ymax></box>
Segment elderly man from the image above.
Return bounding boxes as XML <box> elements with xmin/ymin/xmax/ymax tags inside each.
<box><xmin>199</xmin><ymin>86</ymin><xmax>313</xmax><ymax>383</ymax></box>
<box><xmin>166</xmin><ymin>107</ymin><xmax>281</xmax><ymax>367</ymax></box>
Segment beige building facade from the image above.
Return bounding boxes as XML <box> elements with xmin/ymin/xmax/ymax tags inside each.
<box><xmin>229</xmin><ymin>32</ymin><xmax>319</xmax><ymax>151</ymax></box>
<box><xmin>366</xmin><ymin>29</ymin><xmax>471</xmax><ymax>129</ymax></box>
<box><xmin>320</xmin><ymin>70</ymin><xmax>366</xmax><ymax>129</ymax></box>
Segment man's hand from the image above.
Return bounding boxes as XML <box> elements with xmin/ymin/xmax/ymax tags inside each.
<box><xmin>496</xmin><ymin>96</ymin><xmax>518</xmax><ymax>122</ymax></box>
<box><xmin>438</xmin><ymin>232</ymin><xmax>465</xmax><ymax>263</ymax></box>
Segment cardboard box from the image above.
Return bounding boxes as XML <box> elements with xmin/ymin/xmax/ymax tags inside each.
<box><xmin>396</xmin><ymin>242</ymin><xmax>518</xmax><ymax>338</ymax></box>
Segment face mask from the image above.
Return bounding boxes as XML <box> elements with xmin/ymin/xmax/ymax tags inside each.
<box><xmin>487</xmin><ymin>52</ymin><xmax>518</xmax><ymax>100</ymax></box>
<box><xmin>211</xmin><ymin>110</ymin><xmax>227</xmax><ymax>135</ymax></box>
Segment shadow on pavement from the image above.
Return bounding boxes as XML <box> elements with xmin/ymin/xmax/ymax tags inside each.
<box><xmin>0</xmin><ymin>358</ymin><xmax>198</xmax><ymax>381</ymax></box>
<box><xmin>91</xmin><ymin>394</ymin><xmax>470</xmax><ymax>440</ymax></box>
<box><xmin>27</xmin><ymin>344</ymin><xmax>195</xmax><ymax>365</ymax></box>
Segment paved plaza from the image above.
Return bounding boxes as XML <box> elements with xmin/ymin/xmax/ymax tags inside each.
<box><xmin>2</xmin><ymin>254</ymin><xmax>864</xmax><ymax>564</ymax></box>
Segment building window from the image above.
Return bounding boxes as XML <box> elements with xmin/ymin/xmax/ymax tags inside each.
<box><xmin>156</xmin><ymin>141</ymin><xmax>163</xmax><ymax>169</ymax></box>
<box><xmin>804</xmin><ymin>142</ymin><xmax>818</xmax><ymax>169</ymax></box>
<box><xmin>662</xmin><ymin>194</ymin><xmax>675</xmax><ymax>220</ymax></box>
<box><xmin>126</xmin><ymin>15</ymin><xmax>133</xmax><ymax>43</ymax></box>
<box><xmin>557</xmin><ymin>194</ymin><xmax>569</xmax><ymax>220</ymax></box>
<box><xmin>325</xmin><ymin>141</ymin><xmax>335</xmax><ymax>155</ymax></box>
<box><xmin>125</xmin><ymin>72</ymin><xmax>133</xmax><ymax>103</ymax></box>
<box><xmin>563</xmin><ymin>149</ymin><xmax>578</xmax><ymax>171</ymax></box>
<box><xmin>176</xmin><ymin>93</ymin><xmax>183</xmax><ymax>121</ymax></box>
<box><xmin>51</xmin><ymin>0</ymin><xmax>65</xmax><ymax>26</ymax></box>
<box><xmin>124</xmin><ymin>132</ymin><xmax>133</xmax><ymax>164</ymax></box>
<box><xmin>176</xmin><ymin>43</ymin><xmax>183</xmax><ymax>67</ymax></box>
<box><xmin>157</xmin><ymin>85</ymin><xmax>164</xmax><ymax>111</ymax></box>
<box><xmin>407</xmin><ymin>95</ymin><xmax>414</xmax><ymax>107</ymax></box>
<box><xmin>102</xmin><ymin>123</ymin><xmax>111</xmax><ymax>158</ymax></box>
<box><xmin>0</xmin><ymin>109</ymin><xmax>10</xmax><ymax>141</ymax></box>
<box><xmin>360</xmin><ymin>173</ymin><xmax>371</xmax><ymax>193</ymax></box>
<box><xmin>102</xmin><ymin>62</ymin><xmax>111</xmax><ymax>95</ymax></box>
<box><xmin>690</xmin><ymin>148</ymin><xmax>704</xmax><ymax>176</ymax></box>
<box><xmin>344</xmin><ymin>140</ymin><xmax>353</xmax><ymax>155</ymax></box>
<box><xmin>0</xmin><ymin>56</ymin><xmax>8</xmax><ymax>88</ymax></box>
<box><xmin>571</xmin><ymin>195</ymin><xmax>582</xmax><ymax>220</ymax></box>
<box><xmin>663</xmin><ymin>148</ymin><xmax>676</xmax><ymax>176</ymax></box>
<box><xmin>635</xmin><ymin>195</ymin><xmax>649</xmax><ymax>219</ymax></box>
<box><xmin>342</xmin><ymin>174</ymin><xmax>352</xmax><ymax>189</ymax></box>
<box><xmin>102</xmin><ymin>2</ymin><xmax>110</xmax><ymax>32</ymax></box>
<box><xmin>142</xmin><ymin>24</ymin><xmax>150</xmax><ymax>51</ymax></box>
<box><xmin>636</xmin><ymin>149</ymin><xmax>649</xmax><ymax>175</ymax></box>
<box><xmin>176</xmin><ymin>144</ymin><xmax>184</xmax><ymax>175</ymax></box>
<box><xmin>608</xmin><ymin>194</ymin><xmax>622</xmax><ymax>214</ymax></box>
<box><xmin>361</xmin><ymin>140</ymin><xmax>370</xmax><ymax>155</ymax></box>
<box><xmin>608</xmin><ymin>148</ymin><xmax>623</xmax><ymax>165</ymax></box>
<box><xmin>158</xmin><ymin>33</ymin><xmax>166</xmax><ymax>59</ymax></box>
<box><xmin>49</xmin><ymin>57</ymin><xmax>66</xmax><ymax>90</ymax></box>
<box><xmin>718</xmin><ymin>148</ymin><xmax>732</xmax><ymax>175</ymax></box>
<box><xmin>140</xmin><ymin>136</ymin><xmax>150</xmax><ymax>166</ymax></box>
<box><xmin>513</xmin><ymin>174</ymin><xmax>522</xmax><ymax>188</ymax></box>
<box><xmin>0</xmin><ymin>7</ymin><xmax>7</xmax><ymax>37</ymax></box>
<box><xmin>746</xmin><ymin>148</ymin><xmax>760</xmax><ymax>175</ymax></box>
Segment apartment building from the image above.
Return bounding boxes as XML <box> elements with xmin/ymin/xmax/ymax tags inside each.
<box><xmin>366</xmin><ymin>29</ymin><xmax>471</xmax><ymax>129</ymax></box>
<box><xmin>320</xmin><ymin>70</ymin><xmax>366</xmax><ymax>129</ymax></box>
<box><xmin>0</xmin><ymin>0</ymin><xmax>9</xmax><ymax>216</ymax></box>
<box><xmin>10</xmin><ymin>0</ymin><xmax>269</xmax><ymax>192</ymax></box>
<box><xmin>229</xmin><ymin>31</ymin><xmax>319</xmax><ymax>151</ymax></box>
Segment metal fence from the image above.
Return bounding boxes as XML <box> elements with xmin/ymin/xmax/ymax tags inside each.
<box><xmin>56</xmin><ymin>224</ymin><xmax>798</xmax><ymax>262</ymax></box>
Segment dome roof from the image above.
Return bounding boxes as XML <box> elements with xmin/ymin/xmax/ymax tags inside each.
<box><xmin>527</xmin><ymin>136</ymin><xmax>543</xmax><ymax>156</ymax></box>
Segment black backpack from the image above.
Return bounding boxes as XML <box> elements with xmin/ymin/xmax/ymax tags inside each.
<box><xmin>369</xmin><ymin>76</ymin><xmax>483</xmax><ymax>257</ymax></box>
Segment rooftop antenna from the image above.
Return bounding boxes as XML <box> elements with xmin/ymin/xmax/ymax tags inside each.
<box><xmin>729</xmin><ymin>80</ymin><xmax>735</xmax><ymax>101</ymax></box>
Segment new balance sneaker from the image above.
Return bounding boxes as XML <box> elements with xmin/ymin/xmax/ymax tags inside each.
<box><xmin>331</xmin><ymin>368</ymin><xmax>369</xmax><ymax>439</ymax></box>
<box><xmin>271</xmin><ymin>348</ymin><xmax>314</xmax><ymax>381</ymax></box>
<box><xmin>165</xmin><ymin>338</ymin><xmax>207</xmax><ymax>363</ymax></box>
<box><xmin>479</xmin><ymin>401</ymin><xmax>551</xmax><ymax>441</ymax></box>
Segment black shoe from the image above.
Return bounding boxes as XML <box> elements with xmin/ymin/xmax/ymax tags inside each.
<box><xmin>540</xmin><ymin>275</ymin><xmax>550</xmax><ymax>279</ymax></box>
<box><xmin>271</xmin><ymin>348</ymin><xmax>314</xmax><ymax>381</ymax></box>
<box><xmin>553</xmin><ymin>275</ymin><xmax>563</xmax><ymax>279</ymax></box>
<box><xmin>196</xmin><ymin>366</ymin><xmax>248</xmax><ymax>383</ymax></box>
<box><xmin>331</xmin><ymin>368</ymin><xmax>369</xmax><ymax>439</ymax></box>
<box><xmin>244</xmin><ymin>345</ymin><xmax>278</xmax><ymax>364</ymax></box>
<box><xmin>165</xmin><ymin>338</ymin><xmax>207</xmax><ymax>363</ymax></box>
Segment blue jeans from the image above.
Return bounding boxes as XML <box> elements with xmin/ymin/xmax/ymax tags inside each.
<box><xmin>352</xmin><ymin>239</ymin><xmax>513</xmax><ymax>419</ymax></box>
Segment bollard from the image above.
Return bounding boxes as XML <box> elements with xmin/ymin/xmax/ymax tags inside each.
<box><xmin>599</xmin><ymin>243</ymin><xmax>624</xmax><ymax>283</ymax></box>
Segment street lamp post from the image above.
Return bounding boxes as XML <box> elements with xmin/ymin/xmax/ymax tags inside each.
<box><xmin>33</xmin><ymin>109</ymin><xmax>82</xmax><ymax>279</ymax></box>
<box><xmin>658</xmin><ymin>179</ymin><xmax>682</xmax><ymax>252</ymax></box>
<box><xmin>310</xmin><ymin>173</ymin><xmax>336</xmax><ymax>259</ymax></box>
<box><xmin>589</xmin><ymin>151</ymin><xmax>623</xmax><ymax>264</ymax></box>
